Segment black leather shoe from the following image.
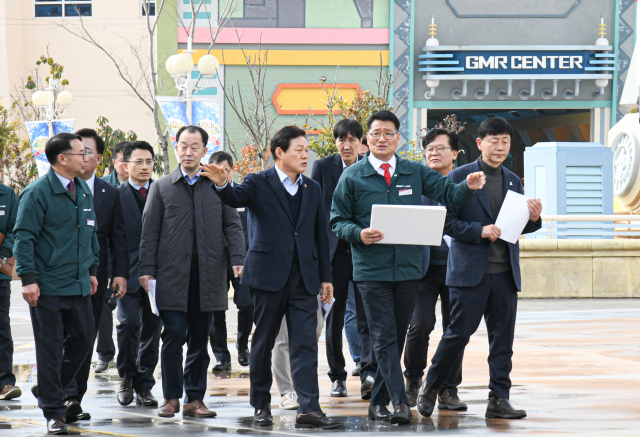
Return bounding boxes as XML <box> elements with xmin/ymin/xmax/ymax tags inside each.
<box><xmin>117</xmin><ymin>378</ymin><xmax>134</xmax><ymax>406</ymax></box>
<box><xmin>390</xmin><ymin>403</ymin><xmax>412</xmax><ymax>425</ymax></box>
<box><xmin>254</xmin><ymin>407</ymin><xmax>273</xmax><ymax>426</ymax></box>
<box><xmin>367</xmin><ymin>403</ymin><xmax>391</xmax><ymax>421</ymax></box>
<box><xmin>237</xmin><ymin>348</ymin><xmax>250</xmax><ymax>367</ymax></box>
<box><xmin>212</xmin><ymin>361</ymin><xmax>231</xmax><ymax>373</ymax></box>
<box><xmin>31</xmin><ymin>383</ymin><xmax>38</xmax><ymax>399</ymax></box>
<box><xmin>485</xmin><ymin>397</ymin><xmax>527</xmax><ymax>419</ymax></box>
<box><xmin>416</xmin><ymin>381</ymin><xmax>438</xmax><ymax>418</ymax></box>
<box><xmin>361</xmin><ymin>375</ymin><xmax>375</xmax><ymax>400</ymax></box>
<box><xmin>405</xmin><ymin>378</ymin><xmax>421</xmax><ymax>408</ymax></box>
<box><xmin>76</xmin><ymin>412</ymin><xmax>91</xmax><ymax>421</ymax></box>
<box><xmin>136</xmin><ymin>389</ymin><xmax>158</xmax><ymax>406</ymax></box>
<box><xmin>351</xmin><ymin>362</ymin><xmax>361</xmax><ymax>377</ymax></box>
<box><xmin>295</xmin><ymin>410</ymin><xmax>342</xmax><ymax>429</ymax></box>
<box><xmin>330</xmin><ymin>380</ymin><xmax>347</xmax><ymax>397</ymax></box>
<box><xmin>438</xmin><ymin>388</ymin><xmax>468</xmax><ymax>411</ymax></box>
<box><xmin>94</xmin><ymin>359</ymin><xmax>112</xmax><ymax>374</ymax></box>
<box><xmin>47</xmin><ymin>418</ymin><xmax>68</xmax><ymax>435</ymax></box>
<box><xmin>63</xmin><ymin>397</ymin><xmax>82</xmax><ymax>423</ymax></box>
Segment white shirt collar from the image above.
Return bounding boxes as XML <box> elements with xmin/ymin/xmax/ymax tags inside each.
<box><xmin>128</xmin><ymin>179</ymin><xmax>150</xmax><ymax>190</ymax></box>
<box><xmin>368</xmin><ymin>153</ymin><xmax>397</xmax><ymax>172</ymax></box>
<box><xmin>84</xmin><ymin>173</ymin><xmax>96</xmax><ymax>196</ymax></box>
<box><xmin>53</xmin><ymin>170</ymin><xmax>73</xmax><ymax>190</ymax></box>
<box><xmin>341</xmin><ymin>158</ymin><xmax>347</xmax><ymax>169</ymax></box>
<box><xmin>274</xmin><ymin>165</ymin><xmax>302</xmax><ymax>186</ymax></box>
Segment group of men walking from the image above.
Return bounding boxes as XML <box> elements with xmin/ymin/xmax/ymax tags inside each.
<box><xmin>0</xmin><ymin>110</ymin><xmax>542</xmax><ymax>434</ymax></box>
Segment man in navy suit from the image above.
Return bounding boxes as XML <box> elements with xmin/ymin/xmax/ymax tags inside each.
<box><xmin>311</xmin><ymin>119</ymin><xmax>376</xmax><ymax>399</ymax></box>
<box><xmin>115</xmin><ymin>142</ymin><xmax>161</xmax><ymax>408</ymax></box>
<box><xmin>62</xmin><ymin>128</ymin><xmax>129</xmax><ymax>421</ymax></box>
<box><xmin>418</xmin><ymin>117</ymin><xmax>542</xmax><ymax>420</ymax></box>
<box><xmin>201</xmin><ymin>126</ymin><xmax>341</xmax><ymax>429</ymax></box>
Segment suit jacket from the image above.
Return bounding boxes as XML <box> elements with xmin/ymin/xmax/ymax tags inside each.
<box><xmin>118</xmin><ymin>180</ymin><xmax>152</xmax><ymax>294</ymax></box>
<box><xmin>214</xmin><ymin>166</ymin><xmax>332</xmax><ymax>294</ymax></box>
<box><xmin>311</xmin><ymin>153</ymin><xmax>363</xmax><ymax>261</ymax></box>
<box><xmin>102</xmin><ymin>171</ymin><xmax>121</xmax><ymax>187</ymax></box>
<box><xmin>444</xmin><ymin>158</ymin><xmax>541</xmax><ymax>290</ymax></box>
<box><xmin>94</xmin><ymin>177</ymin><xmax>128</xmax><ymax>297</ymax></box>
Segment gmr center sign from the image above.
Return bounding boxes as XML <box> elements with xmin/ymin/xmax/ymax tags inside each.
<box><xmin>452</xmin><ymin>51</ymin><xmax>592</xmax><ymax>74</ymax></box>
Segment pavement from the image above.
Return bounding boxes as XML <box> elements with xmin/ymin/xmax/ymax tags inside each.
<box><xmin>2</xmin><ymin>280</ymin><xmax>640</xmax><ymax>436</ymax></box>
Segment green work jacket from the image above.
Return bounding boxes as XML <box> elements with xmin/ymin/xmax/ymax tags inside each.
<box><xmin>102</xmin><ymin>171</ymin><xmax>121</xmax><ymax>187</ymax></box>
<box><xmin>330</xmin><ymin>152</ymin><xmax>475</xmax><ymax>282</ymax></box>
<box><xmin>14</xmin><ymin>168</ymin><xmax>99</xmax><ymax>296</ymax></box>
<box><xmin>0</xmin><ymin>184</ymin><xmax>18</xmax><ymax>281</ymax></box>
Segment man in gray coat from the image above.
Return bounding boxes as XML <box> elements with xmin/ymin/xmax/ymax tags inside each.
<box><xmin>139</xmin><ymin>126</ymin><xmax>245</xmax><ymax>419</ymax></box>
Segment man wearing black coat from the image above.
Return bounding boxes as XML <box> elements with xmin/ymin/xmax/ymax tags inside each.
<box><xmin>63</xmin><ymin>129</ymin><xmax>129</xmax><ymax>421</ymax></box>
<box><xmin>311</xmin><ymin>119</ymin><xmax>377</xmax><ymax>399</ymax></box>
<box><xmin>201</xmin><ymin>125</ymin><xmax>341</xmax><ymax>430</ymax></box>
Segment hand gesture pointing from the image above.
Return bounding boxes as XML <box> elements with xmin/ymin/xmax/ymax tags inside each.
<box><xmin>466</xmin><ymin>171</ymin><xmax>486</xmax><ymax>190</ymax></box>
<box><xmin>200</xmin><ymin>162</ymin><xmax>228</xmax><ymax>187</ymax></box>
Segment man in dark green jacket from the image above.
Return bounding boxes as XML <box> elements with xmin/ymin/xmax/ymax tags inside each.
<box><xmin>0</xmin><ymin>183</ymin><xmax>20</xmax><ymax>401</ymax></box>
<box><xmin>330</xmin><ymin>111</ymin><xmax>485</xmax><ymax>425</ymax></box>
<box><xmin>14</xmin><ymin>132</ymin><xmax>100</xmax><ymax>435</ymax></box>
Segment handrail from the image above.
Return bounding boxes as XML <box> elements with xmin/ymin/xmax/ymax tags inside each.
<box><xmin>541</xmin><ymin>215</ymin><xmax>640</xmax><ymax>221</ymax></box>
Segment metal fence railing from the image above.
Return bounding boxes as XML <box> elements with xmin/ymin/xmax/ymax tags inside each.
<box><xmin>530</xmin><ymin>214</ymin><xmax>640</xmax><ymax>239</ymax></box>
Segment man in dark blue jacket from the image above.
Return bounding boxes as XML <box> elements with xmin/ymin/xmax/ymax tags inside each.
<box><xmin>418</xmin><ymin>117</ymin><xmax>542</xmax><ymax>420</ymax></box>
<box><xmin>404</xmin><ymin>128</ymin><xmax>466</xmax><ymax>411</ymax></box>
<box><xmin>201</xmin><ymin>126</ymin><xmax>341</xmax><ymax>429</ymax></box>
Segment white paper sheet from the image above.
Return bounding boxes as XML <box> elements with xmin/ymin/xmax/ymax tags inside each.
<box><xmin>322</xmin><ymin>297</ymin><xmax>336</xmax><ymax>322</ymax></box>
<box><xmin>495</xmin><ymin>190</ymin><xmax>531</xmax><ymax>244</ymax></box>
<box><xmin>369</xmin><ymin>204</ymin><xmax>447</xmax><ymax>246</ymax></box>
<box><xmin>148</xmin><ymin>279</ymin><xmax>160</xmax><ymax>316</ymax></box>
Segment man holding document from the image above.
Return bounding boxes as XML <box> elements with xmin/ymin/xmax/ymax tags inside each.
<box><xmin>418</xmin><ymin>117</ymin><xmax>542</xmax><ymax>420</ymax></box>
<box><xmin>330</xmin><ymin>111</ymin><xmax>485</xmax><ymax>424</ymax></box>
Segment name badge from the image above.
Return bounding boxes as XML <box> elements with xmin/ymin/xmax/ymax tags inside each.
<box><xmin>87</xmin><ymin>219</ymin><xmax>95</xmax><ymax>227</ymax></box>
<box><xmin>399</xmin><ymin>189</ymin><xmax>413</xmax><ymax>196</ymax></box>
<box><xmin>0</xmin><ymin>211</ymin><xmax>5</xmax><ymax>216</ymax></box>
<box><xmin>84</xmin><ymin>209</ymin><xmax>92</xmax><ymax>212</ymax></box>
<box><xmin>237</xmin><ymin>208</ymin><xmax>245</xmax><ymax>212</ymax></box>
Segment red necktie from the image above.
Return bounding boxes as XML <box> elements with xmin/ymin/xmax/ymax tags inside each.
<box><xmin>380</xmin><ymin>163</ymin><xmax>392</xmax><ymax>186</ymax></box>
<box><xmin>67</xmin><ymin>181</ymin><xmax>74</xmax><ymax>192</ymax></box>
<box><xmin>139</xmin><ymin>187</ymin><xmax>148</xmax><ymax>199</ymax></box>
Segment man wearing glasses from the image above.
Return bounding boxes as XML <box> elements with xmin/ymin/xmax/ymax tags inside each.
<box><xmin>403</xmin><ymin>128</ymin><xmax>467</xmax><ymax>411</ymax></box>
<box><xmin>14</xmin><ymin>133</ymin><xmax>100</xmax><ymax>435</ymax></box>
<box><xmin>114</xmin><ymin>141</ymin><xmax>162</xmax><ymax>409</ymax></box>
<box><xmin>330</xmin><ymin>111</ymin><xmax>485</xmax><ymax>425</ymax></box>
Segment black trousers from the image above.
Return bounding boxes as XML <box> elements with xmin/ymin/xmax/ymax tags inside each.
<box><xmin>250</xmin><ymin>261</ymin><xmax>320</xmax><ymax>413</ymax></box>
<box><xmin>159</xmin><ymin>261</ymin><xmax>213</xmax><ymax>402</ymax></box>
<box><xmin>404</xmin><ymin>265</ymin><xmax>462</xmax><ymax>390</ymax></box>
<box><xmin>353</xmin><ymin>282</ymin><xmax>377</xmax><ymax>381</ymax></box>
<box><xmin>30</xmin><ymin>294</ymin><xmax>94</xmax><ymax>420</ymax></box>
<box><xmin>116</xmin><ymin>288</ymin><xmax>161</xmax><ymax>393</ymax></box>
<box><xmin>0</xmin><ymin>280</ymin><xmax>15</xmax><ymax>387</ymax></box>
<box><xmin>210</xmin><ymin>266</ymin><xmax>254</xmax><ymax>362</ymax></box>
<box><xmin>65</xmin><ymin>286</ymin><xmax>108</xmax><ymax>401</ymax></box>
<box><xmin>426</xmin><ymin>271</ymin><xmax>518</xmax><ymax>399</ymax></box>
<box><xmin>96</xmin><ymin>298</ymin><xmax>117</xmax><ymax>361</ymax></box>
<box><xmin>357</xmin><ymin>280</ymin><xmax>419</xmax><ymax>407</ymax></box>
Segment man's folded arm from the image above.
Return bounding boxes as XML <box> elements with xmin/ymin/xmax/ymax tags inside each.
<box><xmin>443</xmin><ymin>205</ymin><xmax>484</xmax><ymax>244</ymax></box>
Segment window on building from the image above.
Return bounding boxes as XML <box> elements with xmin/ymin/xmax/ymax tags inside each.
<box><xmin>35</xmin><ymin>0</ymin><xmax>92</xmax><ymax>18</ymax></box>
<box><xmin>142</xmin><ymin>0</ymin><xmax>156</xmax><ymax>16</ymax></box>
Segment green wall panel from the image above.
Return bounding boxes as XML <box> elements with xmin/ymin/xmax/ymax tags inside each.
<box><xmin>305</xmin><ymin>0</ymin><xmax>361</xmax><ymax>28</ymax></box>
<box><xmin>373</xmin><ymin>0</ymin><xmax>390</xmax><ymax>29</ymax></box>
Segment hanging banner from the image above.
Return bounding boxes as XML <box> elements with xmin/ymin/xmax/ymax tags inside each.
<box><xmin>156</xmin><ymin>96</ymin><xmax>189</xmax><ymax>148</ymax></box>
<box><xmin>25</xmin><ymin>119</ymin><xmax>75</xmax><ymax>177</ymax></box>
<box><xmin>192</xmin><ymin>98</ymin><xmax>222</xmax><ymax>164</ymax></box>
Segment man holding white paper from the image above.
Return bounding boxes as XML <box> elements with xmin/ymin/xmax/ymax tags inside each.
<box><xmin>330</xmin><ymin>111</ymin><xmax>485</xmax><ymax>424</ymax></box>
<box><xmin>418</xmin><ymin>117</ymin><xmax>542</xmax><ymax>420</ymax></box>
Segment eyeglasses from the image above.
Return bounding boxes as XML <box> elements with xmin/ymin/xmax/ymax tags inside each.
<box><xmin>127</xmin><ymin>159</ymin><xmax>154</xmax><ymax>166</ymax></box>
<box><xmin>64</xmin><ymin>150</ymin><xmax>89</xmax><ymax>157</ymax></box>
<box><xmin>369</xmin><ymin>132</ymin><xmax>398</xmax><ymax>140</ymax></box>
<box><xmin>85</xmin><ymin>149</ymin><xmax>100</xmax><ymax>156</ymax></box>
<box><xmin>425</xmin><ymin>145</ymin><xmax>452</xmax><ymax>154</ymax></box>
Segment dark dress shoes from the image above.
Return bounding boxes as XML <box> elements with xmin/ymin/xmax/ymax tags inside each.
<box><xmin>136</xmin><ymin>389</ymin><xmax>158</xmax><ymax>406</ymax></box>
<box><xmin>330</xmin><ymin>380</ymin><xmax>347</xmax><ymax>397</ymax></box>
<box><xmin>485</xmin><ymin>397</ymin><xmax>527</xmax><ymax>419</ymax></box>
<box><xmin>237</xmin><ymin>348</ymin><xmax>250</xmax><ymax>367</ymax></box>
<box><xmin>94</xmin><ymin>359</ymin><xmax>112</xmax><ymax>374</ymax></box>
<box><xmin>390</xmin><ymin>403</ymin><xmax>412</xmax><ymax>425</ymax></box>
<box><xmin>351</xmin><ymin>361</ymin><xmax>361</xmax><ymax>377</ymax></box>
<box><xmin>367</xmin><ymin>403</ymin><xmax>391</xmax><ymax>421</ymax></box>
<box><xmin>63</xmin><ymin>397</ymin><xmax>82</xmax><ymax>423</ymax></box>
<box><xmin>253</xmin><ymin>407</ymin><xmax>273</xmax><ymax>426</ymax></box>
<box><xmin>361</xmin><ymin>375</ymin><xmax>375</xmax><ymax>400</ymax></box>
<box><xmin>76</xmin><ymin>412</ymin><xmax>91</xmax><ymax>421</ymax></box>
<box><xmin>416</xmin><ymin>381</ymin><xmax>438</xmax><ymax>418</ymax></box>
<box><xmin>47</xmin><ymin>418</ymin><xmax>68</xmax><ymax>435</ymax></box>
<box><xmin>438</xmin><ymin>388</ymin><xmax>468</xmax><ymax>411</ymax></box>
<box><xmin>212</xmin><ymin>361</ymin><xmax>231</xmax><ymax>373</ymax></box>
<box><xmin>117</xmin><ymin>378</ymin><xmax>134</xmax><ymax>406</ymax></box>
<box><xmin>405</xmin><ymin>378</ymin><xmax>421</xmax><ymax>408</ymax></box>
<box><xmin>295</xmin><ymin>410</ymin><xmax>342</xmax><ymax>429</ymax></box>
<box><xmin>158</xmin><ymin>399</ymin><xmax>180</xmax><ymax>418</ymax></box>
<box><xmin>183</xmin><ymin>400</ymin><xmax>217</xmax><ymax>418</ymax></box>
<box><xmin>31</xmin><ymin>383</ymin><xmax>38</xmax><ymax>399</ymax></box>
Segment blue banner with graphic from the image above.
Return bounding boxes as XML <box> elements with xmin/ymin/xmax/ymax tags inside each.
<box><xmin>192</xmin><ymin>99</ymin><xmax>222</xmax><ymax>164</ymax></box>
<box><xmin>25</xmin><ymin>119</ymin><xmax>75</xmax><ymax>177</ymax></box>
<box><xmin>156</xmin><ymin>96</ymin><xmax>189</xmax><ymax>148</ymax></box>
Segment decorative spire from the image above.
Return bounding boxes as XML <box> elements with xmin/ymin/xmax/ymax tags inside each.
<box><xmin>429</xmin><ymin>15</ymin><xmax>437</xmax><ymax>38</ymax></box>
<box><xmin>599</xmin><ymin>15</ymin><xmax>606</xmax><ymax>37</ymax></box>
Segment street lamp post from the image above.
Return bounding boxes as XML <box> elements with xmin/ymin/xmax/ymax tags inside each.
<box><xmin>165</xmin><ymin>36</ymin><xmax>220</xmax><ymax>124</ymax></box>
<box><xmin>31</xmin><ymin>79</ymin><xmax>74</xmax><ymax>137</ymax></box>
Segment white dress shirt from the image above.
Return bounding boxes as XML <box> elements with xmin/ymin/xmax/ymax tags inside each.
<box><xmin>85</xmin><ymin>173</ymin><xmax>96</xmax><ymax>196</ymax></box>
<box><xmin>368</xmin><ymin>153</ymin><xmax>397</xmax><ymax>177</ymax></box>
<box><xmin>128</xmin><ymin>179</ymin><xmax>150</xmax><ymax>191</ymax></box>
<box><xmin>274</xmin><ymin>165</ymin><xmax>303</xmax><ymax>196</ymax></box>
<box><xmin>54</xmin><ymin>171</ymin><xmax>73</xmax><ymax>191</ymax></box>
